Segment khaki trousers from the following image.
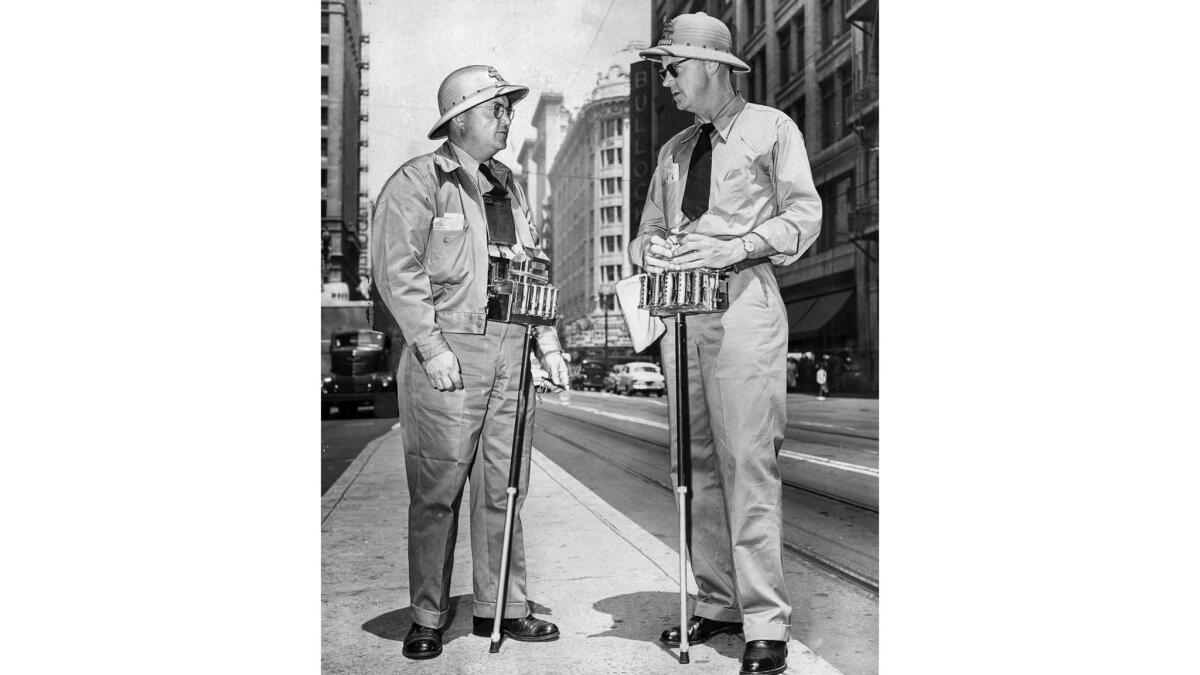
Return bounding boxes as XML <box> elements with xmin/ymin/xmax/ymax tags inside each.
<box><xmin>659</xmin><ymin>264</ymin><xmax>791</xmax><ymax>642</ymax></box>
<box><xmin>399</xmin><ymin>321</ymin><xmax>535</xmax><ymax>629</ymax></box>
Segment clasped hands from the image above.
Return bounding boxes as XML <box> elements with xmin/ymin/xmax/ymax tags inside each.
<box><xmin>641</xmin><ymin>231</ymin><xmax>747</xmax><ymax>274</ymax></box>
<box><xmin>423</xmin><ymin>349</ymin><xmax>568</xmax><ymax>393</ymax></box>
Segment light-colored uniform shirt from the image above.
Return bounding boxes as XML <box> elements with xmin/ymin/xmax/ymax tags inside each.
<box><xmin>449</xmin><ymin>141</ymin><xmax>534</xmax><ymax>254</ymax></box>
<box><xmin>629</xmin><ymin>94</ymin><xmax>821</xmax><ymax>268</ymax></box>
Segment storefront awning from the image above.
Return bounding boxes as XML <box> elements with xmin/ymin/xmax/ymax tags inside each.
<box><xmin>786</xmin><ymin>290</ymin><xmax>853</xmax><ymax>337</ymax></box>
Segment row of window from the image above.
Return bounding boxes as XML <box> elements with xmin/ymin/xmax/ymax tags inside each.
<box><xmin>601</xmin><ymin>147</ymin><xmax>623</xmax><ymax>166</ymax></box>
<box><xmin>600</xmin><ymin>235</ymin><xmax>622</xmax><ymax>254</ymax></box>
<box><xmin>741</xmin><ymin>0</ymin><xmax>846</xmax><ymax>46</ymax></box>
<box><xmin>600</xmin><ymin>205</ymin><xmax>623</xmax><ymax>224</ymax></box>
<box><xmin>601</xmin><ymin>118</ymin><xmax>623</xmax><ymax>139</ymax></box>
<box><xmin>601</xmin><ymin>177</ymin><xmax>622</xmax><ymax>197</ymax></box>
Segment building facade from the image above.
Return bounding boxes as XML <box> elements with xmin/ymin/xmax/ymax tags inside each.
<box><xmin>321</xmin><ymin>0</ymin><xmax>372</xmax><ymax>300</ymax></box>
<box><xmin>547</xmin><ymin>47</ymin><xmax>650</xmax><ymax>364</ymax></box>
<box><xmin>517</xmin><ymin>93</ymin><xmax>570</xmax><ymax>260</ymax></box>
<box><xmin>642</xmin><ymin>0</ymin><xmax>879</xmax><ymax>392</ymax></box>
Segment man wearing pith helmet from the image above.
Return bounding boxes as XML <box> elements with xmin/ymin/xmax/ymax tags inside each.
<box><xmin>370</xmin><ymin>64</ymin><xmax>568</xmax><ymax>661</ymax></box>
<box><xmin>629</xmin><ymin>12</ymin><xmax>822</xmax><ymax>675</ymax></box>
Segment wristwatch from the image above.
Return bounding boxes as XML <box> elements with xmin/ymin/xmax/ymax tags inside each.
<box><xmin>739</xmin><ymin>237</ymin><xmax>755</xmax><ymax>257</ymax></box>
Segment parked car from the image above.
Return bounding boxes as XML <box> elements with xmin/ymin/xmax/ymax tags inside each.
<box><xmin>571</xmin><ymin>361</ymin><xmax>609</xmax><ymax>391</ymax></box>
<box><xmin>613</xmin><ymin>362</ymin><xmax>666</xmax><ymax>396</ymax></box>
<box><xmin>322</xmin><ymin>329</ymin><xmax>399</xmax><ymax>419</ymax></box>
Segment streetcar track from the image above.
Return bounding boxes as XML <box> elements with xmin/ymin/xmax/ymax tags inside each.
<box><xmin>538</xmin><ymin>410</ymin><xmax>879</xmax><ymax>596</ymax></box>
<box><xmin>543</xmin><ymin>406</ymin><xmax>879</xmax><ymax>513</ymax></box>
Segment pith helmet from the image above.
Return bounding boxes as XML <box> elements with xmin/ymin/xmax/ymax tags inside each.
<box><xmin>639</xmin><ymin>12</ymin><xmax>750</xmax><ymax>73</ymax></box>
<box><xmin>428</xmin><ymin>65</ymin><xmax>529</xmax><ymax>140</ymax></box>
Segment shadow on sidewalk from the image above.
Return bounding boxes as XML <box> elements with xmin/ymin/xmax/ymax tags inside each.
<box><xmin>589</xmin><ymin>591</ymin><xmax>744</xmax><ymax>661</ymax></box>
<box><xmin>361</xmin><ymin>595</ymin><xmax>556</xmax><ymax>647</ymax></box>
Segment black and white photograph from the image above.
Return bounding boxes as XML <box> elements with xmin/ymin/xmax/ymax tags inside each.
<box><xmin>15</xmin><ymin>1</ymin><xmax>1200</xmax><ymax>674</ymax></box>
<box><xmin>321</xmin><ymin>1</ymin><xmax>878</xmax><ymax>673</ymax></box>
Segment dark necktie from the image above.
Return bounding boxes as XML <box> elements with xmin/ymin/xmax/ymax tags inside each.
<box><xmin>681</xmin><ymin>123</ymin><xmax>714</xmax><ymax>222</ymax></box>
<box><xmin>478</xmin><ymin>163</ymin><xmax>517</xmax><ymax>246</ymax></box>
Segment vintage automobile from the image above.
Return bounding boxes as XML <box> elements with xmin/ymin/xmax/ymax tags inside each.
<box><xmin>570</xmin><ymin>361</ymin><xmax>609</xmax><ymax>391</ymax></box>
<box><xmin>613</xmin><ymin>361</ymin><xmax>666</xmax><ymax>396</ymax></box>
<box><xmin>322</xmin><ymin>329</ymin><xmax>399</xmax><ymax>419</ymax></box>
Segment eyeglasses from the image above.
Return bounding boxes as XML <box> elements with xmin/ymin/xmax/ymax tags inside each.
<box><xmin>657</xmin><ymin>59</ymin><xmax>692</xmax><ymax>81</ymax></box>
<box><xmin>489</xmin><ymin>102</ymin><xmax>514</xmax><ymax>120</ymax></box>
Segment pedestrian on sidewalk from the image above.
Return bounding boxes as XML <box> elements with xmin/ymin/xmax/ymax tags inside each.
<box><xmin>629</xmin><ymin>12</ymin><xmax>822</xmax><ymax>675</ymax></box>
<box><xmin>816</xmin><ymin>360</ymin><xmax>829</xmax><ymax>400</ymax></box>
<box><xmin>370</xmin><ymin>64</ymin><xmax>569</xmax><ymax>661</ymax></box>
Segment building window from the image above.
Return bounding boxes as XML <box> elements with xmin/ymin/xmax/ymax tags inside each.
<box><xmin>820</xmin><ymin>75</ymin><xmax>836</xmax><ymax>146</ymax></box>
<box><xmin>602</xmin><ymin>118</ymin><xmax>622</xmax><ymax>138</ymax></box>
<box><xmin>821</xmin><ymin>0</ymin><xmax>840</xmax><ymax>49</ymax></box>
<box><xmin>322</xmin><ymin>105</ymin><xmax>328</xmax><ymax>126</ymax></box>
<box><xmin>321</xmin><ymin>75</ymin><xmax>329</xmax><ymax>96</ymax></box>
<box><xmin>601</xmin><ymin>177</ymin><xmax>622</xmax><ymax>196</ymax></box>
<box><xmin>321</xmin><ymin>45</ymin><xmax>329</xmax><ymax>65</ymax></box>
<box><xmin>321</xmin><ymin>137</ymin><xmax>327</xmax><ymax>158</ymax></box>
<box><xmin>790</xmin><ymin>96</ymin><xmax>806</xmax><ymax>139</ymax></box>
<box><xmin>777</xmin><ymin>25</ymin><xmax>792</xmax><ymax>83</ymax></box>
<box><xmin>745</xmin><ymin>0</ymin><xmax>756</xmax><ymax>31</ymax></box>
<box><xmin>602</xmin><ymin>148</ymin><xmax>623</xmax><ymax>166</ymax></box>
<box><xmin>601</xmin><ymin>205</ymin><xmax>624</xmax><ymax>224</ymax></box>
<box><xmin>602</xmin><ymin>264</ymin><xmax>622</xmax><ymax>283</ymax></box>
<box><xmin>322</xmin><ymin>13</ymin><xmax>329</xmax><ymax>34</ymax></box>
<box><xmin>601</xmin><ymin>235</ymin><xmax>622</xmax><ymax>254</ymax></box>
<box><xmin>321</xmin><ymin>199</ymin><xmax>327</xmax><ymax>218</ymax></box>
<box><xmin>839</xmin><ymin>63</ymin><xmax>853</xmax><ymax>138</ymax></box>
<box><xmin>322</xmin><ymin>168</ymin><xmax>328</xmax><ymax>188</ymax></box>
<box><xmin>794</xmin><ymin>10</ymin><xmax>806</xmax><ymax>77</ymax></box>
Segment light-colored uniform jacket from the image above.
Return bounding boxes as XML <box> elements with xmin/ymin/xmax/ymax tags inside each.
<box><xmin>371</xmin><ymin>142</ymin><xmax>562</xmax><ymax>362</ymax></box>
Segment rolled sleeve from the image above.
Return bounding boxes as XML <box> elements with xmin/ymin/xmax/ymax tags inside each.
<box><xmin>370</xmin><ymin>165</ymin><xmax>451</xmax><ymax>363</ymax></box>
<box><xmin>754</xmin><ymin>118</ymin><xmax>822</xmax><ymax>266</ymax></box>
<box><xmin>628</xmin><ymin>156</ymin><xmax>670</xmax><ymax>268</ymax></box>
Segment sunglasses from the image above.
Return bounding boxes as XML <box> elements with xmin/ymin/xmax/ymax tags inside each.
<box><xmin>657</xmin><ymin>59</ymin><xmax>692</xmax><ymax>81</ymax></box>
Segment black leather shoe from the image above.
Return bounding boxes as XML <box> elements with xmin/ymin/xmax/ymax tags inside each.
<box><xmin>740</xmin><ymin>639</ymin><xmax>787</xmax><ymax>674</ymax></box>
<box><xmin>659</xmin><ymin>615</ymin><xmax>743</xmax><ymax>646</ymax></box>
<box><xmin>472</xmin><ymin>614</ymin><xmax>560</xmax><ymax>642</ymax></box>
<box><xmin>401</xmin><ymin>623</ymin><xmax>443</xmax><ymax>660</ymax></box>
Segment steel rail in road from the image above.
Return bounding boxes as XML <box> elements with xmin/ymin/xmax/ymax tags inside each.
<box><xmin>538</xmin><ymin>410</ymin><xmax>879</xmax><ymax>596</ymax></box>
<box><xmin>541</xmin><ymin>403</ymin><xmax>879</xmax><ymax>513</ymax></box>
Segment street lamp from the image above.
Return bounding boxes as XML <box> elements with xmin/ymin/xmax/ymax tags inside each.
<box><xmin>599</xmin><ymin>281</ymin><xmax>615</xmax><ymax>373</ymax></box>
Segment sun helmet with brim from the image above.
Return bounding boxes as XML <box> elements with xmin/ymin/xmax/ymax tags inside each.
<box><xmin>428</xmin><ymin>65</ymin><xmax>530</xmax><ymax>140</ymax></box>
<box><xmin>639</xmin><ymin>11</ymin><xmax>750</xmax><ymax>74</ymax></box>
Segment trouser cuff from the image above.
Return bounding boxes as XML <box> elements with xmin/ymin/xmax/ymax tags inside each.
<box><xmin>743</xmin><ymin>623</ymin><xmax>790</xmax><ymax>642</ymax></box>
<box><xmin>409</xmin><ymin>603</ymin><xmax>452</xmax><ymax>630</ymax></box>
<box><xmin>472</xmin><ymin>599</ymin><xmax>529</xmax><ymax>619</ymax></box>
<box><xmin>693</xmin><ymin>599</ymin><xmax>742</xmax><ymax>623</ymax></box>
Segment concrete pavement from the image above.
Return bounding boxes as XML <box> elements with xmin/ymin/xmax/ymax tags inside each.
<box><xmin>321</xmin><ymin>415</ymin><xmax>847</xmax><ymax>674</ymax></box>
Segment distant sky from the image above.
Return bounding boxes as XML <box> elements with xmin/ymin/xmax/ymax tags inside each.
<box><xmin>362</xmin><ymin>0</ymin><xmax>651</xmax><ymax>200</ymax></box>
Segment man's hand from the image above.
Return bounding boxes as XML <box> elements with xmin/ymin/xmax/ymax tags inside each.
<box><xmin>640</xmin><ymin>234</ymin><xmax>676</xmax><ymax>273</ymax></box>
<box><xmin>665</xmin><ymin>233</ymin><xmax>747</xmax><ymax>270</ymax></box>
<box><xmin>542</xmin><ymin>352</ymin><xmax>569</xmax><ymax>388</ymax></box>
<box><xmin>423</xmin><ymin>350</ymin><xmax>463</xmax><ymax>392</ymax></box>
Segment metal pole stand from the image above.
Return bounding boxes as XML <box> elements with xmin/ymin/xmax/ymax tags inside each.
<box><xmin>489</xmin><ymin>324</ymin><xmax>536</xmax><ymax>654</ymax></box>
<box><xmin>673</xmin><ymin>312</ymin><xmax>691</xmax><ymax>665</ymax></box>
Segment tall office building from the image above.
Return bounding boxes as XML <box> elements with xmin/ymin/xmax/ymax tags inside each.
<box><xmin>321</xmin><ymin>0</ymin><xmax>371</xmax><ymax>300</ymax></box>
<box><xmin>641</xmin><ymin>0</ymin><xmax>879</xmax><ymax>391</ymax></box>
<box><xmin>548</xmin><ymin>44</ymin><xmax>648</xmax><ymax>362</ymax></box>
<box><xmin>517</xmin><ymin>93</ymin><xmax>570</xmax><ymax>260</ymax></box>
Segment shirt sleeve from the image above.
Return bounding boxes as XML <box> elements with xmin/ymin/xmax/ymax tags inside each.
<box><xmin>755</xmin><ymin>116</ymin><xmax>822</xmax><ymax>266</ymax></box>
<box><xmin>628</xmin><ymin>147</ymin><xmax>672</xmax><ymax>268</ymax></box>
<box><xmin>371</xmin><ymin>164</ymin><xmax>452</xmax><ymax>363</ymax></box>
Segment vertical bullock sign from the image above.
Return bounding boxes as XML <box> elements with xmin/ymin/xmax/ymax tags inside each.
<box><xmin>629</xmin><ymin>60</ymin><xmax>653</xmax><ymax>246</ymax></box>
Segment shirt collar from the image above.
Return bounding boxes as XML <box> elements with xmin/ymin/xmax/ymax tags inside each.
<box><xmin>688</xmin><ymin>94</ymin><xmax>746</xmax><ymax>144</ymax></box>
<box><xmin>447</xmin><ymin>141</ymin><xmax>482</xmax><ymax>180</ymax></box>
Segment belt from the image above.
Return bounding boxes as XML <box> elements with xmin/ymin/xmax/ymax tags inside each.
<box><xmin>724</xmin><ymin>256</ymin><xmax>772</xmax><ymax>274</ymax></box>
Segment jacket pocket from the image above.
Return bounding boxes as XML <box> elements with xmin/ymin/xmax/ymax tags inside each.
<box><xmin>425</xmin><ymin>227</ymin><xmax>471</xmax><ymax>285</ymax></box>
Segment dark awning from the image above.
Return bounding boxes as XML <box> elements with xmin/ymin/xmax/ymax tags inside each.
<box><xmin>786</xmin><ymin>290</ymin><xmax>853</xmax><ymax>337</ymax></box>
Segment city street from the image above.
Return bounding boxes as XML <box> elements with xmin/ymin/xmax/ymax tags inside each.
<box><xmin>322</xmin><ymin>389</ymin><xmax>878</xmax><ymax>674</ymax></box>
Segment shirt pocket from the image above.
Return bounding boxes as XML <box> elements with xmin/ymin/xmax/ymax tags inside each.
<box><xmin>424</xmin><ymin>219</ymin><xmax>471</xmax><ymax>285</ymax></box>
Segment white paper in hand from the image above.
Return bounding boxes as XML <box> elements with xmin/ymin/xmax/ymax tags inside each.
<box><xmin>614</xmin><ymin>274</ymin><xmax>666</xmax><ymax>353</ymax></box>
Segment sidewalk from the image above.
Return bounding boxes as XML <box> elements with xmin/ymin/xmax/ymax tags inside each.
<box><xmin>321</xmin><ymin>424</ymin><xmax>846</xmax><ymax>674</ymax></box>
